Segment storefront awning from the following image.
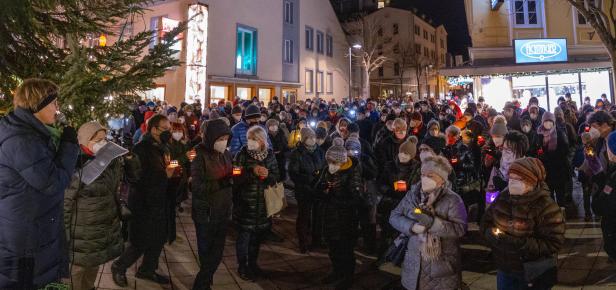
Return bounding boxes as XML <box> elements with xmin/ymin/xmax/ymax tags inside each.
<box><xmin>440</xmin><ymin>60</ymin><xmax>612</xmax><ymax>77</ymax></box>
<box><xmin>209</xmin><ymin>75</ymin><xmax>302</xmax><ymax>87</ymax></box>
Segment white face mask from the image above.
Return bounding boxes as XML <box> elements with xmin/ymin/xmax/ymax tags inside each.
<box><xmin>398</xmin><ymin>153</ymin><xmax>411</xmax><ymax>163</ymax></box>
<box><xmin>305</xmin><ymin>138</ymin><xmax>316</xmax><ymax>146</ymax></box>
<box><xmin>279</xmin><ymin>115</ymin><xmax>286</xmax><ymax>121</ymax></box>
<box><xmin>530</xmin><ymin>113</ymin><xmax>538</xmax><ymax>120</ymax></box>
<box><xmin>500</xmin><ymin>149</ymin><xmax>516</xmax><ymax>176</ymax></box>
<box><xmin>421</xmin><ymin>176</ymin><xmax>438</xmax><ymax>192</ymax></box>
<box><xmin>186</xmin><ymin>112</ymin><xmax>193</xmax><ymax>117</ymax></box>
<box><xmin>316</xmin><ymin>139</ymin><xmax>325</xmax><ymax>145</ymax></box>
<box><xmin>233</xmin><ymin>115</ymin><xmax>242</xmax><ymax>122</ymax></box>
<box><xmin>168</xmin><ymin>113</ymin><xmax>178</xmax><ymax>123</ymax></box>
<box><xmin>492</xmin><ymin>136</ymin><xmax>504</xmax><ymax>147</ymax></box>
<box><xmin>260</xmin><ymin>116</ymin><xmax>267</xmax><ymax>122</ymax></box>
<box><xmin>543</xmin><ymin>121</ymin><xmax>554</xmax><ymax>130</ymax></box>
<box><xmin>328</xmin><ymin>163</ymin><xmax>341</xmax><ymax>174</ymax></box>
<box><xmin>92</xmin><ymin>140</ymin><xmax>107</xmax><ymax>155</ymax></box>
<box><xmin>247</xmin><ymin>139</ymin><xmax>261</xmax><ymax>151</ymax></box>
<box><xmin>269</xmin><ymin>126</ymin><xmax>278</xmax><ymax>132</ymax></box>
<box><xmin>178</xmin><ymin>116</ymin><xmax>186</xmax><ymax>124</ymax></box>
<box><xmin>419</xmin><ymin>151</ymin><xmax>433</xmax><ymax>162</ymax></box>
<box><xmin>589</xmin><ymin>127</ymin><xmax>601</xmax><ymax>140</ymax></box>
<box><xmin>172</xmin><ymin>132</ymin><xmax>183</xmax><ymax>141</ymax></box>
<box><xmin>214</xmin><ymin>139</ymin><xmax>227</xmax><ymax>153</ymax></box>
<box><xmin>508</xmin><ymin>179</ymin><xmax>528</xmax><ymax>196</ymax></box>
<box><xmin>522</xmin><ymin>125</ymin><xmax>531</xmax><ymax>133</ymax></box>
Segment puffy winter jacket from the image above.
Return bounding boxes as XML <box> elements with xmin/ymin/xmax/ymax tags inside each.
<box><xmin>232</xmin><ymin>147</ymin><xmax>280</xmax><ymax>232</ymax></box>
<box><xmin>314</xmin><ymin>157</ymin><xmax>363</xmax><ymax>240</ymax></box>
<box><xmin>480</xmin><ymin>185</ymin><xmax>565</xmax><ymax>273</ymax></box>
<box><xmin>64</xmin><ymin>156</ymin><xmax>125</xmax><ymax>267</ymax></box>
<box><xmin>191</xmin><ymin>144</ymin><xmax>233</xmax><ymax>224</ymax></box>
<box><xmin>288</xmin><ymin>144</ymin><xmax>325</xmax><ymax>201</ymax></box>
<box><xmin>375</xmin><ymin>134</ymin><xmax>404</xmax><ymax>172</ymax></box>
<box><xmin>0</xmin><ymin>108</ymin><xmax>79</xmax><ymax>289</ymax></box>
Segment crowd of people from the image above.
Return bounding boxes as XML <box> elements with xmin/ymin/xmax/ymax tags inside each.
<box><xmin>1</xmin><ymin>78</ymin><xmax>616</xmax><ymax>290</ymax></box>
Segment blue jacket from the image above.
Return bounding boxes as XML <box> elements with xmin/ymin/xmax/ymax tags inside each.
<box><xmin>229</xmin><ymin>121</ymin><xmax>272</xmax><ymax>156</ymax></box>
<box><xmin>0</xmin><ymin>108</ymin><xmax>79</xmax><ymax>289</ymax></box>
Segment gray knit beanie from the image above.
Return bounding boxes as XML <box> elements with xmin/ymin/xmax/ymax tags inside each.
<box><xmin>345</xmin><ymin>136</ymin><xmax>362</xmax><ymax>155</ymax></box>
<box><xmin>490</xmin><ymin>115</ymin><xmax>508</xmax><ymax>136</ymax></box>
<box><xmin>399</xmin><ymin>136</ymin><xmax>418</xmax><ymax>159</ymax></box>
<box><xmin>300</xmin><ymin>127</ymin><xmax>316</xmax><ymax>143</ymax></box>
<box><xmin>326</xmin><ymin>137</ymin><xmax>348</xmax><ymax>163</ymax></box>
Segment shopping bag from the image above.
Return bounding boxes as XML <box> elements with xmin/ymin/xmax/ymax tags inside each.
<box><xmin>264</xmin><ymin>182</ymin><xmax>286</xmax><ymax>217</ymax></box>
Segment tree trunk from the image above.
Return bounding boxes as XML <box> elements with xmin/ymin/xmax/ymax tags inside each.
<box><xmin>612</xmin><ymin>54</ymin><xmax>616</xmax><ymax>104</ymax></box>
<box><xmin>362</xmin><ymin>66</ymin><xmax>370</xmax><ymax>99</ymax></box>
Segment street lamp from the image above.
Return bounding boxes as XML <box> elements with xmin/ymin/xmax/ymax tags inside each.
<box><xmin>349</xmin><ymin>44</ymin><xmax>362</xmax><ymax>100</ymax></box>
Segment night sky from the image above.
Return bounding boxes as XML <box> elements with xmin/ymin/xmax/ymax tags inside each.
<box><xmin>391</xmin><ymin>0</ymin><xmax>472</xmax><ymax>59</ymax></box>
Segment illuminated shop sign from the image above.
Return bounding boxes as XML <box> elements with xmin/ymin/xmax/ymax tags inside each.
<box><xmin>514</xmin><ymin>39</ymin><xmax>568</xmax><ymax>64</ymax></box>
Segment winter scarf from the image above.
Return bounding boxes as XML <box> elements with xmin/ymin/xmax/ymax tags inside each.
<box><xmin>248</xmin><ymin>149</ymin><xmax>268</xmax><ymax>161</ymax></box>
<box><xmin>419</xmin><ymin>187</ymin><xmax>444</xmax><ymax>261</ymax></box>
<box><xmin>537</xmin><ymin>112</ymin><xmax>557</xmax><ymax>152</ymax></box>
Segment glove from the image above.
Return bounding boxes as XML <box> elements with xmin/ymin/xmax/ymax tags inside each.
<box><xmin>411</xmin><ymin>212</ymin><xmax>434</xmax><ymax>228</ymax></box>
<box><xmin>411</xmin><ymin>223</ymin><xmax>426</xmax><ymax>234</ymax></box>
<box><xmin>60</xmin><ymin>126</ymin><xmax>78</xmax><ymax>144</ymax></box>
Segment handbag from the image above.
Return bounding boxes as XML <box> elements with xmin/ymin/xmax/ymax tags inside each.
<box><xmin>378</xmin><ymin>234</ymin><xmax>409</xmax><ymax>275</ymax></box>
<box><xmin>264</xmin><ymin>182</ymin><xmax>286</xmax><ymax>217</ymax></box>
<box><xmin>523</xmin><ymin>256</ymin><xmax>557</xmax><ymax>288</ymax></box>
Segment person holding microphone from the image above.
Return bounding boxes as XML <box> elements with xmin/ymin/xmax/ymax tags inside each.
<box><xmin>0</xmin><ymin>78</ymin><xmax>80</xmax><ymax>289</ymax></box>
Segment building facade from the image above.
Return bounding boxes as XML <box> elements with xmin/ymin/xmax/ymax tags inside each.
<box><xmin>112</xmin><ymin>0</ymin><xmax>349</xmax><ymax>106</ymax></box>
<box><xmin>361</xmin><ymin>7</ymin><xmax>448</xmax><ymax>100</ymax></box>
<box><xmin>442</xmin><ymin>0</ymin><xmax>613</xmax><ymax>111</ymax></box>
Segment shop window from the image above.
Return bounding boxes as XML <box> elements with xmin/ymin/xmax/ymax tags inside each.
<box><xmin>577</xmin><ymin>0</ymin><xmax>600</xmax><ymax>25</ymax></box>
<box><xmin>305</xmin><ymin>26</ymin><xmax>314</xmax><ymax>50</ymax></box>
<box><xmin>236</xmin><ymin>26</ymin><xmax>257</xmax><ymax>76</ymax></box>
<box><xmin>513</xmin><ymin>0</ymin><xmax>543</xmax><ymax>27</ymax></box>
<box><xmin>237</xmin><ymin>87</ymin><xmax>251</xmax><ymax>100</ymax></box>
<box><xmin>547</xmin><ymin>73</ymin><xmax>578</xmax><ymax>111</ymax></box>
<box><xmin>326</xmin><ymin>34</ymin><xmax>333</xmax><ymax>57</ymax></box>
<box><xmin>259</xmin><ymin>88</ymin><xmax>272</xmax><ymax>104</ymax></box>
<box><xmin>317</xmin><ymin>31</ymin><xmax>324</xmax><ymax>54</ymax></box>
<box><xmin>305</xmin><ymin>69</ymin><xmax>314</xmax><ymax>93</ymax></box>
<box><xmin>316</xmin><ymin>71</ymin><xmax>324</xmax><ymax>93</ymax></box>
<box><xmin>284</xmin><ymin>40</ymin><xmax>293</xmax><ymax>63</ymax></box>
<box><xmin>327</xmin><ymin>72</ymin><xmax>334</xmax><ymax>93</ymax></box>
<box><xmin>512</xmin><ymin>75</ymin><xmax>548</xmax><ymax>109</ymax></box>
<box><xmin>284</xmin><ymin>1</ymin><xmax>294</xmax><ymax>24</ymax></box>
<box><xmin>581</xmin><ymin>71</ymin><xmax>611</xmax><ymax>104</ymax></box>
<box><xmin>210</xmin><ymin>86</ymin><xmax>228</xmax><ymax>104</ymax></box>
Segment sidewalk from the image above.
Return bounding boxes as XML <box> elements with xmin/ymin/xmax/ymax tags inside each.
<box><xmin>93</xmin><ymin>183</ymin><xmax>616</xmax><ymax>290</ymax></box>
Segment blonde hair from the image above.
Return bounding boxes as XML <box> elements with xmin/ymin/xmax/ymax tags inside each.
<box><xmin>247</xmin><ymin>126</ymin><xmax>268</xmax><ymax>150</ymax></box>
<box><xmin>13</xmin><ymin>78</ymin><xmax>59</xmax><ymax>111</ymax></box>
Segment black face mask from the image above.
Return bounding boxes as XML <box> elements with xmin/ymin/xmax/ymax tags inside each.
<box><xmin>159</xmin><ymin>130</ymin><xmax>172</xmax><ymax>144</ymax></box>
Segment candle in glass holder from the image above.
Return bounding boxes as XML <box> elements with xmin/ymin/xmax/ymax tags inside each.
<box><xmin>188</xmin><ymin>149</ymin><xmax>197</xmax><ymax>161</ymax></box>
<box><xmin>493</xmin><ymin>227</ymin><xmax>503</xmax><ymax>236</ymax></box>
<box><xmin>169</xmin><ymin>160</ymin><xmax>179</xmax><ymax>168</ymax></box>
<box><xmin>394</xmin><ymin>180</ymin><xmax>407</xmax><ymax>192</ymax></box>
<box><xmin>413</xmin><ymin>208</ymin><xmax>422</xmax><ymax>214</ymax></box>
<box><xmin>485</xmin><ymin>190</ymin><xmax>500</xmax><ymax>204</ymax></box>
<box><xmin>232</xmin><ymin>166</ymin><xmax>242</xmax><ymax>176</ymax></box>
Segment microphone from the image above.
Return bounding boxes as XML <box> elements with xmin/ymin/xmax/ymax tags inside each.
<box><xmin>56</xmin><ymin>111</ymin><xmax>69</xmax><ymax>127</ymax></box>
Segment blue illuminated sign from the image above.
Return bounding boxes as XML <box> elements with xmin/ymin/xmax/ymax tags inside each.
<box><xmin>514</xmin><ymin>39</ymin><xmax>568</xmax><ymax>64</ymax></box>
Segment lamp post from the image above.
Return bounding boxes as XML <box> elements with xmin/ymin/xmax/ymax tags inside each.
<box><xmin>349</xmin><ymin>44</ymin><xmax>362</xmax><ymax>100</ymax></box>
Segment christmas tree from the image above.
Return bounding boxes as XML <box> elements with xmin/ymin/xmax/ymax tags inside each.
<box><xmin>0</xmin><ymin>0</ymin><xmax>184</xmax><ymax>125</ymax></box>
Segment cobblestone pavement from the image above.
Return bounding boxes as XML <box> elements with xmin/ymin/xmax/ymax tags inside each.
<box><xmin>93</xmin><ymin>181</ymin><xmax>616</xmax><ymax>290</ymax></box>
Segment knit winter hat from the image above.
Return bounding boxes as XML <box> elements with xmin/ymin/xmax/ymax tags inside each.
<box><xmin>209</xmin><ymin>109</ymin><xmax>220</xmax><ymax>120</ymax></box>
<box><xmin>427</xmin><ymin>119</ymin><xmax>440</xmax><ymax>132</ymax></box>
<box><xmin>326</xmin><ymin>137</ymin><xmax>348</xmax><ymax>163</ymax></box>
<box><xmin>345</xmin><ymin>136</ymin><xmax>362</xmax><ymax>155</ymax></box>
<box><xmin>230</xmin><ymin>105</ymin><xmax>242</xmax><ymax>115</ymax></box>
<box><xmin>399</xmin><ymin>136</ymin><xmax>418</xmax><ymax>159</ymax></box>
<box><xmin>245</xmin><ymin>104</ymin><xmax>261</xmax><ymax>119</ymax></box>
<box><xmin>300</xmin><ymin>127</ymin><xmax>316</xmax><ymax>143</ymax></box>
<box><xmin>508</xmin><ymin>157</ymin><xmax>546</xmax><ymax>187</ymax></box>
<box><xmin>167</xmin><ymin>106</ymin><xmax>177</xmax><ymax>115</ymax></box>
<box><xmin>542</xmin><ymin>111</ymin><xmax>556</xmax><ymax>124</ymax></box>
<box><xmin>490</xmin><ymin>115</ymin><xmax>508</xmax><ymax>136</ymax></box>
<box><xmin>266</xmin><ymin>119</ymin><xmax>279</xmax><ymax>129</ymax></box>
<box><xmin>78</xmin><ymin>121</ymin><xmax>107</xmax><ymax>146</ymax></box>
<box><xmin>421</xmin><ymin>135</ymin><xmax>446</xmax><ymax>155</ymax></box>
<box><xmin>607</xmin><ymin>131</ymin><xmax>616</xmax><ymax>156</ymax></box>
<box><xmin>315</xmin><ymin>127</ymin><xmax>328</xmax><ymax>140</ymax></box>
<box><xmin>421</xmin><ymin>155</ymin><xmax>453</xmax><ymax>182</ymax></box>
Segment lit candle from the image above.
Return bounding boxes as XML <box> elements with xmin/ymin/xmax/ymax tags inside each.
<box><xmin>188</xmin><ymin>149</ymin><xmax>197</xmax><ymax>161</ymax></box>
<box><xmin>233</xmin><ymin>166</ymin><xmax>242</xmax><ymax>176</ymax></box>
<box><xmin>414</xmin><ymin>208</ymin><xmax>422</xmax><ymax>214</ymax></box>
<box><xmin>493</xmin><ymin>227</ymin><xmax>503</xmax><ymax>236</ymax></box>
<box><xmin>394</xmin><ymin>180</ymin><xmax>407</xmax><ymax>192</ymax></box>
<box><xmin>169</xmin><ymin>160</ymin><xmax>179</xmax><ymax>168</ymax></box>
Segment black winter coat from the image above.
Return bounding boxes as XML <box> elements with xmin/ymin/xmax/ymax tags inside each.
<box><xmin>536</xmin><ymin>129</ymin><xmax>570</xmax><ymax>185</ymax></box>
<box><xmin>191</xmin><ymin>144</ymin><xmax>234</xmax><ymax>224</ymax></box>
<box><xmin>127</xmin><ymin>134</ymin><xmax>175</xmax><ymax>247</ymax></box>
<box><xmin>375</xmin><ymin>135</ymin><xmax>404</xmax><ymax>172</ymax></box>
<box><xmin>288</xmin><ymin>144</ymin><xmax>325</xmax><ymax>202</ymax></box>
<box><xmin>443</xmin><ymin>140</ymin><xmax>480</xmax><ymax>193</ymax></box>
<box><xmin>232</xmin><ymin>147</ymin><xmax>280</xmax><ymax>232</ymax></box>
<box><xmin>315</xmin><ymin>157</ymin><xmax>363</xmax><ymax>240</ymax></box>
